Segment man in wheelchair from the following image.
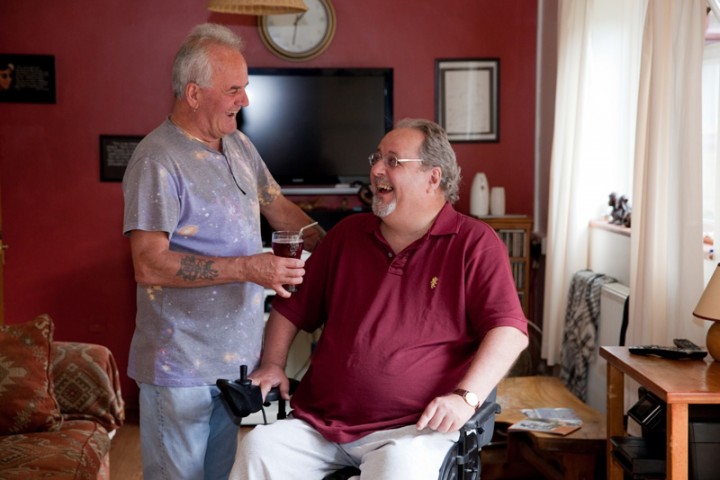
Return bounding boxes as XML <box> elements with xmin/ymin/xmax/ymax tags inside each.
<box><xmin>230</xmin><ymin>119</ymin><xmax>529</xmax><ymax>480</ymax></box>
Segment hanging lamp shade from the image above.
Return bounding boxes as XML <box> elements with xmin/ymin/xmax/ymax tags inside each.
<box><xmin>208</xmin><ymin>0</ymin><xmax>307</xmax><ymax>15</ymax></box>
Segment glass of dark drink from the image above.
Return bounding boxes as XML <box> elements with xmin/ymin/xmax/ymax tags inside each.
<box><xmin>271</xmin><ymin>230</ymin><xmax>304</xmax><ymax>292</ymax></box>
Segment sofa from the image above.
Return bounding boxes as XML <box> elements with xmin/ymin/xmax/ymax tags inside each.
<box><xmin>0</xmin><ymin>314</ymin><xmax>125</xmax><ymax>479</ymax></box>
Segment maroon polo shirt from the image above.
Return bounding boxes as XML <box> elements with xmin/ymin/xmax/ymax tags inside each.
<box><xmin>273</xmin><ymin>202</ymin><xmax>528</xmax><ymax>443</ymax></box>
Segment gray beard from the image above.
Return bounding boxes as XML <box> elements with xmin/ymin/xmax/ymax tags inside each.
<box><xmin>372</xmin><ymin>196</ymin><xmax>396</xmax><ymax>218</ymax></box>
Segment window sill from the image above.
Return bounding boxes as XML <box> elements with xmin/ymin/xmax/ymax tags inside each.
<box><xmin>589</xmin><ymin>218</ymin><xmax>631</xmax><ymax>237</ymax></box>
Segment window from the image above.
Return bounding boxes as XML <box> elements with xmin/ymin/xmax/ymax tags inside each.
<box><xmin>702</xmin><ymin>41</ymin><xmax>720</xmax><ymax>245</ymax></box>
<box><xmin>703</xmin><ymin>17</ymin><xmax>720</xmax><ymax>285</ymax></box>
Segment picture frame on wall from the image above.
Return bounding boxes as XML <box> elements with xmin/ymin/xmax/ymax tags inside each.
<box><xmin>99</xmin><ymin>135</ymin><xmax>143</xmax><ymax>182</ymax></box>
<box><xmin>435</xmin><ymin>58</ymin><xmax>499</xmax><ymax>142</ymax></box>
<box><xmin>0</xmin><ymin>54</ymin><xmax>56</xmax><ymax>104</ymax></box>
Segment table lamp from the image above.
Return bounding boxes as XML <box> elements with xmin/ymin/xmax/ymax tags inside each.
<box><xmin>693</xmin><ymin>262</ymin><xmax>720</xmax><ymax>361</ymax></box>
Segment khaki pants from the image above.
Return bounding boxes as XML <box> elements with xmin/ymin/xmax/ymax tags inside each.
<box><xmin>230</xmin><ymin>417</ymin><xmax>459</xmax><ymax>480</ymax></box>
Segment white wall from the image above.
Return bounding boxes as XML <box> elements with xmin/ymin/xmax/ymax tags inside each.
<box><xmin>588</xmin><ymin>221</ymin><xmax>631</xmax><ymax>286</ymax></box>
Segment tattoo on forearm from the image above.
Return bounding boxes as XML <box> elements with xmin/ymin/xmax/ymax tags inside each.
<box><xmin>177</xmin><ymin>255</ymin><xmax>219</xmax><ymax>282</ymax></box>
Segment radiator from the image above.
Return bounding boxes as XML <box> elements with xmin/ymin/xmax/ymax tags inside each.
<box><xmin>586</xmin><ymin>282</ymin><xmax>630</xmax><ymax>412</ymax></box>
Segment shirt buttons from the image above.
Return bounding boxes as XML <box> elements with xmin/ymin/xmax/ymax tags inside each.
<box><xmin>387</xmin><ymin>252</ymin><xmax>393</xmax><ymax>258</ymax></box>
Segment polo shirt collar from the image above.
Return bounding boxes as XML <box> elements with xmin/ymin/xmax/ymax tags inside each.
<box><xmin>427</xmin><ymin>202</ymin><xmax>461</xmax><ymax>237</ymax></box>
<box><xmin>364</xmin><ymin>202</ymin><xmax>460</xmax><ymax>240</ymax></box>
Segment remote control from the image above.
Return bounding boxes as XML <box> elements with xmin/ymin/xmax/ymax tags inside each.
<box><xmin>629</xmin><ymin>345</ymin><xmax>708</xmax><ymax>360</ymax></box>
<box><xmin>673</xmin><ymin>338</ymin><xmax>702</xmax><ymax>350</ymax></box>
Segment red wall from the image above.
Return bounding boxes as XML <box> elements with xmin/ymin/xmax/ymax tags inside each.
<box><xmin>0</xmin><ymin>0</ymin><xmax>537</xmax><ymax>407</ymax></box>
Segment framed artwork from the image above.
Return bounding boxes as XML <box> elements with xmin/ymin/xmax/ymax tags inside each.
<box><xmin>0</xmin><ymin>54</ymin><xmax>56</xmax><ymax>104</ymax></box>
<box><xmin>99</xmin><ymin>135</ymin><xmax>143</xmax><ymax>182</ymax></box>
<box><xmin>435</xmin><ymin>58</ymin><xmax>499</xmax><ymax>142</ymax></box>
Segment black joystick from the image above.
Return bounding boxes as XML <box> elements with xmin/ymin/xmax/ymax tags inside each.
<box><xmin>217</xmin><ymin>365</ymin><xmax>298</xmax><ymax>425</ymax></box>
<box><xmin>216</xmin><ymin>365</ymin><xmax>266</xmax><ymax>425</ymax></box>
<box><xmin>238</xmin><ymin>365</ymin><xmax>251</xmax><ymax>386</ymax></box>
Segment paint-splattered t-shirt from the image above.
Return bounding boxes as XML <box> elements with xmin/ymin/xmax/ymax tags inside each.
<box><xmin>122</xmin><ymin>118</ymin><xmax>281</xmax><ymax>386</ymax></box>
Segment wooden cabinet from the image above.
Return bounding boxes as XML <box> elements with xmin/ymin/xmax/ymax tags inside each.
<box><xmin>477</xmin><ymin>215</ymin><xmax>533</xmax><ymax>318</ymax></box>
<box><xmin>600</xmin><ymin>346</ymin><xmax>720</xmax><ymax>480</ymax></box>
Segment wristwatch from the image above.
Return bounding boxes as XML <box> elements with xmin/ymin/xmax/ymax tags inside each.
<box><xmin>453</xmin><ymin>388</ymin><xmax>480</xmax><ymax>409</ymax></box>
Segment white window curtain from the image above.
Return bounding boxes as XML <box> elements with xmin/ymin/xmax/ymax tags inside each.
<box><xmin>542</xmin><ymin>0</ymin><xmax>646</xmax><ymax>364</ymax></box>
<box><xmin>542</xmin><ymin>0</ymin><xmax>707</xmax><ymax>364</ymax></box>
<box><xmin>629</xmin><ymin>0</ymin><xmax>706</xmax><ymax>346</ymax></box>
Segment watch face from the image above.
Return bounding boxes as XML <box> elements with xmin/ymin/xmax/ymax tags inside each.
<box><xmin>259</xmin><ymin>0</ymin><xmax>336</xmax><ymax>61</ymax></box>
<box><xmin>454</xmin><ymin>388</ymin><xmax>480</xmax><ymax>408</ymax></box>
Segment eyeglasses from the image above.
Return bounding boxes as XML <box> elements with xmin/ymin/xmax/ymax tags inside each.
<box><xmin>368</xmin><ymin>152</ymin><xmax>424</xmax><ymax>168</ymax></box>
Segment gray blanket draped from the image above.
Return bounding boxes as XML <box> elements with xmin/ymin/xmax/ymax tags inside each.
<box><xmin>560</xmin><ymin>269</ymin><xmax>616</xmax><ymax>400</ymax></box>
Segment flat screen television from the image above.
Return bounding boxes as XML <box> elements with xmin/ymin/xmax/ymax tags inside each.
<box><xmin>238</xmin><ymin>67</ymin><xmax>393</xmax><ymax>191</ymax></box>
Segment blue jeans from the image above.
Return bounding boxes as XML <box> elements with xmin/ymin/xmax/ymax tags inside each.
<box><xmin>138</xmin><ymin>383</ymin><xmax>238</xmax><ymax>480</ymax></box>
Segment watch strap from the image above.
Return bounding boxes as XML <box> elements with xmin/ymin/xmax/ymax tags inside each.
<box><xmin>452</xmin><ymin>388</ymin><xmax>479</xmax><ymax>409</ymax></box>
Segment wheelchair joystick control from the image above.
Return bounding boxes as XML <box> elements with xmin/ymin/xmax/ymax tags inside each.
<box><xmin>216</xmin><ymin>364</ymin><xmax>266</xmax><ymax>425</ymax></box>
<box><xmin>217</xmin><ymin>365</ymin><xmax>300</xmax><ymax>425</ymax></box>
<box><xmin>239</xmin><ymin>365</ymin><xmax>252</xmax><ymax>386</ymax></box>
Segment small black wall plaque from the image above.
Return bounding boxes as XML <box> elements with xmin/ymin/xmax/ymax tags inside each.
<box><xmin>100</xmin><ymin>135</ymin><xmax>143</xmax><ymax>182</ymax></box>
<box><xmin>0</xmin><ymin>54</ymin><xmax>56</xmax><ymax>104</ymax></box>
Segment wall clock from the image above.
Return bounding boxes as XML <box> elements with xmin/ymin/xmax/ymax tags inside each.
<box><xmin>258</xmin><ymin>0</ymin><xmax>336</xmax><ymax>62</ymax></box>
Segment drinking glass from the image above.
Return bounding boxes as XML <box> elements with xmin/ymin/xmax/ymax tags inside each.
<box><xmin>271</xmin><ymin>230</ymin><xmax>304</xmax><ymax>292</ymax></box>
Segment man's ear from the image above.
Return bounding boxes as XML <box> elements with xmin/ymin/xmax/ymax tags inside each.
<box><xmin>185</xmin><ymin>82</ymin><xmax>201</xmax><ymax>111</ymax></box>
<box><xmin>428</xmin><ymin>166</ymin><xmax>443</xmax><ymax>193</ymax></box>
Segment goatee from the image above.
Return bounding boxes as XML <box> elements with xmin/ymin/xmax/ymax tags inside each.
<box><xmin>372</xmin><ymin>196</ymin><xmax>396</xmax><ymax>218</ymax></box>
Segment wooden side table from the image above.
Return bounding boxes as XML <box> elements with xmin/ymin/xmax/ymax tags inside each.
<box><xmin>600</xmin><ymin>346</ymin><xmax>720</xmax><ymax>480</ymax></box>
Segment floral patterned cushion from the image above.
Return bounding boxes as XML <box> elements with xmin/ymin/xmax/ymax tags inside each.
<box><xmin>0</xmin><ymin>419</ymin><xmax>110</xmax><ymax>480</ymax></box>
<box><xmin>51</xmin><ymin>342</ymin><xmax>125</xmax><ymax>431</ymax></box>
<box><xmin>0</xmin><ymin>314</ymin><xmax>62</xmax><ymax>434</ymax></box>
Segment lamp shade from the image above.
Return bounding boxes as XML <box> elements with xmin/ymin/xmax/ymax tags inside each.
<box><xmin>208</xmin><ymin>0</ymin><xmax>307</xmax><ymax>15</ymax></box>
<box><xmin>694</xmin><ymin>263</ymin><xmax>720</xmax><ymax>321</ymax></box>
<box><xmin>694</xmin><ymin>263</ymin><xmax>720</xmax><ymax>362</ymax></box>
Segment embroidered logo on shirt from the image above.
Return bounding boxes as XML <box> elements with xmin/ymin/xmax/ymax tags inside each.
<box><xmin>430</xmin><ymin>276</ymin><xmax>439</xmax><ymax>289</ymax></box>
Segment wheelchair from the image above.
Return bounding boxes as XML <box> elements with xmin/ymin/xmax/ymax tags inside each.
<box><xmin>217</xmin><ymin>366</ymin><xmax>499</xmax><ymax>480</ymax></box>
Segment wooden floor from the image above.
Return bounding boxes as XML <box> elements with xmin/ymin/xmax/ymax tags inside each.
<box><xmin>110</xmin><ymin>421</ymin><xmax>143</xmax><ymax>480</ymax></box>
<box><xmin>109</xmin><ymin>421</ymin><xmax>542</xmax><ymax>479</ymax></box>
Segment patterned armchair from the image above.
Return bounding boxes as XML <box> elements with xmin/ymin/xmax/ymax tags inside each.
<box><xmin>0</xmin><ymin>315</ymin><xmax>125</xmax><ymax>479</ymax></box>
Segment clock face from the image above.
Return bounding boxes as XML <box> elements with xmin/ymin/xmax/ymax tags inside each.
<box><xmin>259</xmin><ymin>0</ymin><xmax>336</xmax><ymax>61</ymax></box>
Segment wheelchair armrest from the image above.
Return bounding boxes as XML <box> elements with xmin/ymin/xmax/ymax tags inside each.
<box><xmin>439</xmin><ymin>397</ymin><xmax>500</xmax><ymax>480</ymax></box>
<box><xmin>462</xmin><ymin>400</ymin><xmax>501</xmax><ymax>434</ymax></box>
